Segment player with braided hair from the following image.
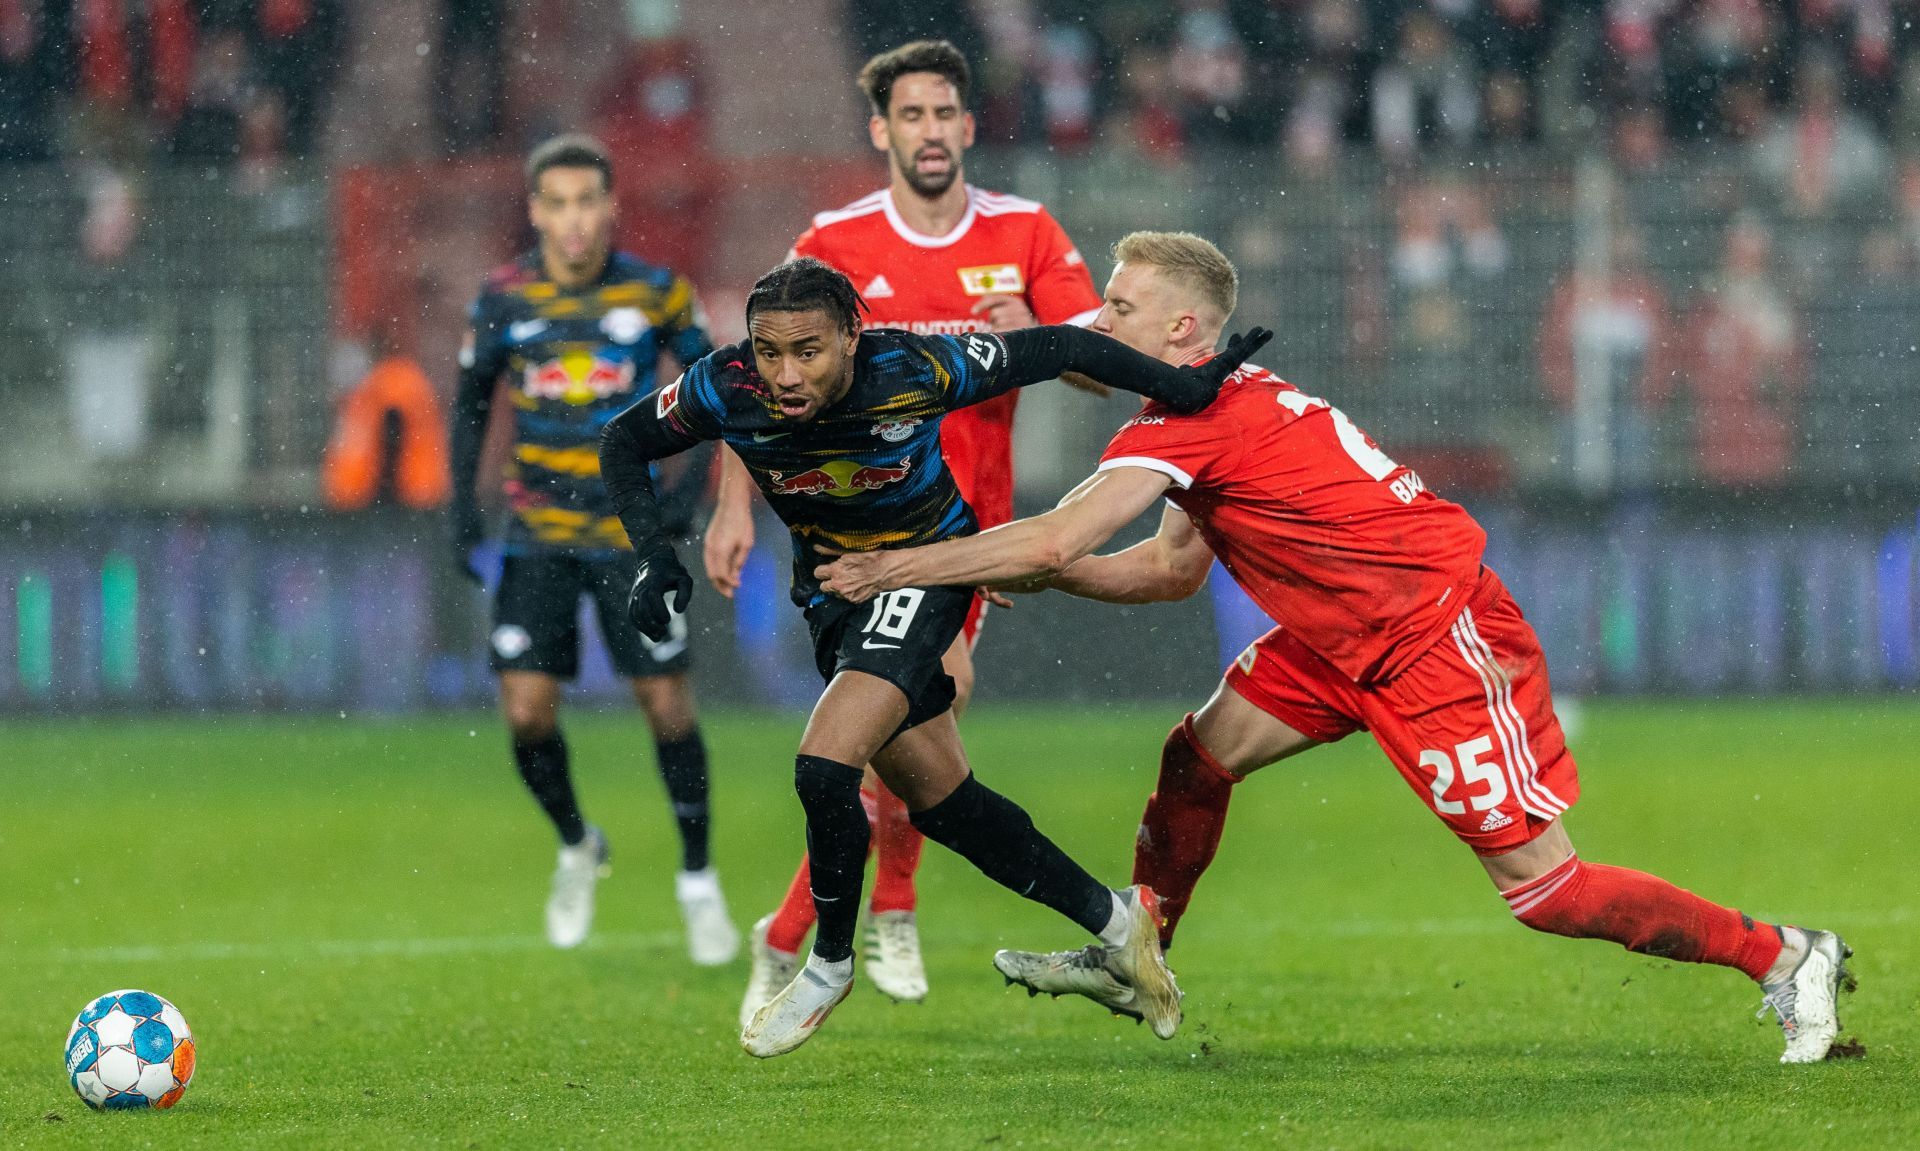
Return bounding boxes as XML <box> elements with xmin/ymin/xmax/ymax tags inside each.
<box><xmin>601</xmin><ymin>257</ymin><xmax>1272</xmax><ymax>1057</ymax></box>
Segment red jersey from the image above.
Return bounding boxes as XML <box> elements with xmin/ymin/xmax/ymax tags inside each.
<box><xmin>1099</xmin><ymin>364</ymin><xmax>1488</xmax><ymax>685</ymax></box>
<box><xmin>791</xmin><ymin>185</ymin><xmax>1101</xmax><ymax>527</ymax></box>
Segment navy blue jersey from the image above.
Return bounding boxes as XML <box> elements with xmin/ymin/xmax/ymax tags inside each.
<box><xmin>458</xmin><ymin>251</ymin><xmax>712</xmax><ymax>554</ymax></box>
<box><xmin>654</xmin><ymin>329</ymin><xmax>1015</xmax><ymax>606</ymax></box>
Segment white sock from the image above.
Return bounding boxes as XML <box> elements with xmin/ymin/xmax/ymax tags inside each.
<box><xmin>675</xmin><ymin>867</ymin><xmax>721</xmax><ymax>901</ymax></box>
<box><xmin>806</xmin><ymin>952</ymin><xmax>854</xmax><ymax>986</ymax></box>
<box><xmin>1096</xmin><ymin>890</ymin><xmax>1131</xmax><ymax>949</ymax></box>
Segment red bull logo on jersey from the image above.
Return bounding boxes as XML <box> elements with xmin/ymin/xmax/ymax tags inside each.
<box><xmin>522</xmin><ymin>351</ymin><xmax>636</xmax><ymax>404</ymax></box>
<box><xmin>766</xmin><ymin>458</ymin><xmax>912</xmax><ymax>498</ymax></box>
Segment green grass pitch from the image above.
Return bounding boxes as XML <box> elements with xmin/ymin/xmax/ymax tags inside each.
<box><xmin>0</xmin><ymin>701</ymin><xmax>1913</xmax><ymax>1148</ymax></box>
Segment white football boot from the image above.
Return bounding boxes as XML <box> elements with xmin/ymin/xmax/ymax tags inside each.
<box><xmin>676</xmin><ymin>868</ymin><xmax>740</xmax><ymax>966</ymax></box>
<box><xmin>1104</xmin><ymin>886</ymin><xmax>1184</xmax><ymax>1039</ymax></box>
<box><xmin>740</xmin><ymin>962</ymin><xmax>853</xmax><ymax>1058</ymax></box>
<box><xmin>739</xmin><ymin>914</ymin><xmax>801</xmax><ymax>1032</ymax></box>
<box><xmin>864</xmin><ymin>910</ymin><xmax>929</xmax><ymax>1002</ymax></box>
<box><xmin>994</xmin><ymin>945</ymin><xmax>1144</xmax><ymax>1021</ymax></box>
<box><xmin>545</xmin><ymin>826</ymin><xmax>610</xmax><ymax>949</ymax></box>
<box><xmin>1758</xmin><ymin>928</ymin><xmax>1855</xmax><ymax>1063</ymax></box>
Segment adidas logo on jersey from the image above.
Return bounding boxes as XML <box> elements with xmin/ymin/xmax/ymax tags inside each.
<box><xmin>1479</xmin><ymin>808</ymin><xmax>1514</xmax><ymax>833</ymax></box>
<box><xmin>864</xmin><ymin>275</ymin><xmax>895</xmax><ymax>299</ymax></box>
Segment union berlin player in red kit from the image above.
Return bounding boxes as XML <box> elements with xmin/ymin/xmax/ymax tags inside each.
<box><xmin>704</xmin><ymin>40</ymin><xmax>1103</xmax><ymax>1023</ymax></box>
<box><xmin>820</xmin><ymin>232</ymin><xmax>1855</xmax><ymax>1064</ymax></box>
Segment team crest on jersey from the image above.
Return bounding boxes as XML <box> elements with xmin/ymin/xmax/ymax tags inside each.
<box><xmin>523</xmin><ymin>353</ymin><xmax>636</xmax><ymax>404</ymax></box>
<box><xmin>957</xmin><ymin>264</ymin><xmax>1024</xmax><ymax>296</ymax></box>
<box><xmin>655</xmin><ymin>378</ymin><xmax>682</xmax><ymax>418</ymax></box>
<box><xmin>601</xmin><ymin>307</ymin><xmax>651</xmax><ymax>344</ymax></box>
<box><xmin>870</xmin><ymin>418</ymin><xmax>921</xmax><ymax>443</ymax></box>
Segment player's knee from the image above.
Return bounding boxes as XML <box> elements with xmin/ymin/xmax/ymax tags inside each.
<box><xmin>633</xmin><ymin>676</ymin><xmax>697</xmax><ymax>738</ymax></box>
<box><xmin>1164</xmin><ymin>717</ymin><xmax>1243</xmax><ymax>788</ymax></box>
<box><xmin>503</xmin><ymin>702</ymin><xmax>557</xmax><ymax>742</ymax></box>
<box><xmin>1502</xmin><ymin>855</ymin><xmax>1592</xmax><ymax>937</ymax></box>
<box><xmin>794</xmin><ymin>754</ymin><xmax>864</xmax><ymax>812</ymax></box>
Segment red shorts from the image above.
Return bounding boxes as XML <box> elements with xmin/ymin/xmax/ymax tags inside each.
<box><xmin>1223</xmin><ymin>568</ymin><xmax>1579</xmax><ymax>855</ymax></box>
<box><xmin>942</xmin><ymin>397</ymin><xmax>1015</xmax><ymax>652</ymax></box>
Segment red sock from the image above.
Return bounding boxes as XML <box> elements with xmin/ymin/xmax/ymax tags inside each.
<box><xmin>763</xmin><ymin>856</ymin><xmax>817</xmax><ymax>955</ymax></box>
<box><xmin>1132</xmin><ymin>715</ymin><xmax>1237</xmax><ymax>949</ymax></box>
<box><xmin>868</xmin><ymin>783</ymin><xmax>923</xmax><ymax>914</ymax></box>
<box><xmin>765</xmin><ymin>788</ymin><xmax>886</xmax><ymax>954</ymax></box>
<box><xmin>1502</xmin><ymin>854</ymin><xmax>1784</xmax><ymax>980</ymax></box>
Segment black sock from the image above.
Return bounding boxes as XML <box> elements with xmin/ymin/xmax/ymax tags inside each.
<box><xmin>655</xmin><ymin>732</ymin><xmax>710</xmax><ymax>872</ymax></box>
<box><xmin>911</xmin><ymin>774</ymin><xmax>1113</xmax><ymax>935</ymax></box>
<box><xmin>794</xmin><ymin>754</ymin><xmax>869</xmax><ymax>963</ymax></box>
<box><xmin>513</xmin><ymin>731</ymin><xmax>586</xmax><ymax>846</ymax></box>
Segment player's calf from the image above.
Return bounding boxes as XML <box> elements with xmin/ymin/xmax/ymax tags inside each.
<box><xmin>1132</xmin><ymin>716</ymin><xmax>1237</xmax><ymax>950</ymax></box>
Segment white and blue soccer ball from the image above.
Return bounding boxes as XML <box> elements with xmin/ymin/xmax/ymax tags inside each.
<box><xmin>64</xmin><ymin>990</ymin><xmax>196</xmax><ymax>1110</ymax></box>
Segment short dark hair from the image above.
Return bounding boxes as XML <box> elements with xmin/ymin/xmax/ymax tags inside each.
<box><xmin>857</xmin><ymin>39</ymin><xmax>970</xmax><ymax>116</ymax></box>
<box><xmin>525</xmin><ymin>133</ymin><xmax>613</xmax><ymax>195</ymax></box>
<box><xmin>745</xmin><ymin>258</ymin><xmax>868</xmax><ymax>337</ymax></box>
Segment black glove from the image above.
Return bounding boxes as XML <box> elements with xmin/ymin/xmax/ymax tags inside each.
<box><xmin>1165</xmin><ymin>326</ymin><xmax>1275</xmax><ymax>414</ymax></box>
<box><xmin>450</xmin><ymin>503</ymin><xmax>487</xmax><ymax>586</ymax></box>
<box><xmin>627</xmin><ymin>544</ymin><xmax>693</xmax><ymax>643</ymax></box>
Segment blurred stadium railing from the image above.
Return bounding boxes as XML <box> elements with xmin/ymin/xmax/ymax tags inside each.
<box><xmin>2</xmin><ymin>150</ymin><xmax>1916</xmax><ymax>711</ymax></box>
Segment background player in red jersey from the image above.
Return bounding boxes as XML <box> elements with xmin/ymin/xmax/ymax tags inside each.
<box><xmin>819</xmin><ymin>231</ymin><xmax>1856</xmax><ymax>1065</ymax></box>
<box><xmin>703</xmin><ymin>40</ymin><xmax>1105</xmax><ymax>1022</ymax></box>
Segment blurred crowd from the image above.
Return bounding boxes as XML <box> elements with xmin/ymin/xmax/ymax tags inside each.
<box><xmin>3</xmin><ymin>0</ymin><xmax>1917</xmax><ymax>497</ymax></box>
<box><xmin>866</xmin><ymin>0</ymin><xmax>1920</xmax><ymax>168</ymax></box>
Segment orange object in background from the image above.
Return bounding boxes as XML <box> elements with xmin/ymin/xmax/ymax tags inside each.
<box><xmin>322</xmin><ymin>356</ymin><xmax>452</xmax><ymax>509</ymax></box>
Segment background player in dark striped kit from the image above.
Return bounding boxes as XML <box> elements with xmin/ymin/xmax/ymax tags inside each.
<box><xmin>601</xmin><ymin>257</ymin><xmax>1271</xmax><ymax>1057</ymax></box>
<box><xmin>450</xmin><ymin>134</ymin><xmax>738</xmax><ymax>964</ymax></box>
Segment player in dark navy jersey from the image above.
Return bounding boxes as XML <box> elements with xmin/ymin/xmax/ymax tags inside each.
<box><xmin>449</xmin><ymin>134</ymin><xmax>738</xmax><ymax>965</ymax></box>
<box><xmin>601</xmin><ymin>257</ymin><xmax>1269</xmax><ymax>1056</ymax></box>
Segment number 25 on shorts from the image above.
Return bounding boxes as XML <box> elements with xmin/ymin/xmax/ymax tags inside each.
<box><xmin>1419</xmin><ymin>735</ymin><xmax>1508</xmax><ymax>815</ymax></box>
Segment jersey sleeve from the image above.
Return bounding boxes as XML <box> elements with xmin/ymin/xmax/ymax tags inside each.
<box><xmin>650</xmin><ymin>350</ymin><xmax>731</xmax><ymax>443</ymax></box>
<box><xmin>1025</xmin><ymin>209</ymin><xmax>1102</xmax><ymax>326</ymax></box>
<box><xmin>1098</xmin><ymin>404</ymin><xmax>1244</xmax><ymax>491</ymax></box>
<box><xmin>660</xmin><ymin>273</ymin><xmax>716</xmax><ymax>367</ymax></box>
<box><xmin>914</xmin><ymin>331</ymin><xmax>1014</xmax><ymax>410</ymax></box>
<box><xmin>460</xmin><ymin>290</ymin><xmax>511</xmax><ymax>385</ymax></box>
<box><xmin>450</xmin><ymin>289</ymin><xmax>512</xmax><ymax>509</ymax></box>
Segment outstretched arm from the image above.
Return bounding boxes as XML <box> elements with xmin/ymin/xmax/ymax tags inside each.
<box><xmin>815</xmin><ymin>466</ymin><xmax>1175</xmax><ymax>602</ymax></box>
<box><xmin>1048</xmin><ymin>503</ymin><xmax>1214</xmax><ymax>604</ymax></box>
<box><xmin>952</xmin><ymin>325</ymin><xmax>1271</xmax><ymax>415</ymax></box>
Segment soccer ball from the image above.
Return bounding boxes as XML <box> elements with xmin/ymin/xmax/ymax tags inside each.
<box><xmin>64</xmin><ymin>990</ymin><xmax>196</xmax><ymax>1110</ymax></box>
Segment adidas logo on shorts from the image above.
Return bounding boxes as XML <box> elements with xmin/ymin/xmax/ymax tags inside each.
<box><xmin>1479</xmin><ymin>808</ymin><xmax>1514</xmax><ymax>833</ymax></box>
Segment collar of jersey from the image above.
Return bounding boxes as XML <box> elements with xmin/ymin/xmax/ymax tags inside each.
<box><xmin>882</xmin><ymin>185</ymin><xmax>977</xmax><ymax>249</ymax></box>
<box><xmin>520</xmin><ymin>248</ymin><xmax>623</xmax><ymax>291</ymax></box>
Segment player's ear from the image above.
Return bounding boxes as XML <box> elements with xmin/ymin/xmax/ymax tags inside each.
<box><xmin>868</xmin><ymin>114</ymin><xmax>890</xmax><ymax>153</ymax></box>
<box><xmin>1168</xmin><ymin>311</ymin><xmax>1197</xmax><ymax>344</ymax></box>
<box><xmin>961</xmin><ymin>111</ymin><xmax>976</xmax><ymax>150</ymax></box>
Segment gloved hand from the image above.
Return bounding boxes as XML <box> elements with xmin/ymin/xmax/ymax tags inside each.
<box><xmin>627</xmin><ymin>543</ymin><xmax>693</xmax><ymax>643</ymax></box>
<box><xmin>1165</xmin><ymin>326</ymin><xmax>1274</xmax><ymax>414</ymax></box>
<box><xmin>451</xmin><ymin>502</ymin><xmax>487</xmax><ymax>586</ymax></box>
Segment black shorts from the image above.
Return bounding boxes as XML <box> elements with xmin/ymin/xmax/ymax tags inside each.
<box><xmin>805</xmin><ymin>584</ymin><xmax>971</xmax><ymax>734</ymax></box>
<box><xmin>490</xmin><ymin>552</ymin><xmax>691</xmax><ymax>680</ymax></box>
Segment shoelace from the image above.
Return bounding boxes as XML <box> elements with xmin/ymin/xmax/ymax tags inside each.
<box><xmin>1060</xmin><ymin>945</ymin><xmax>1112</xmax><ymax>971</ymax></box>
<box><xmin>1756</xmin><ymin>982</ymin><xmax>1798</xmax><ymax>1029</ymax></box>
